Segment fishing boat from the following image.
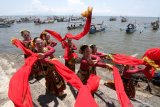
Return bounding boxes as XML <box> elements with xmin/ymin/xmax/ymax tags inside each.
<box><xmin>126</xmin><ymin>23</ymin><xmax>136</xmax><ymax>33</ymax></box>
<box><xmin>109</xmin><ymin>17</ymin><xmax>116</xmax><ymax>21</ymax></box>
<box><xmin>89</xmin><ymin>22</ymin><xmax>105</xmax><ymax>34</ymax></box>
<box><xmin>67</xmin><ymin>17</ymin><xmax>84</xmax><ymax>30</ymax></box>
<box><xmin>43</xmin><ymin>19</ymin><xmax>55</xmax><ymax>24</ymax></box>
<box><xmin>67</xmin><ymin>21</ymin><xmax>84</xmax><ymax>30</ymax></box>
<box><xmin>56</xmin><ymin>17</ymin><xmax>69</xmax><ymax>22</ymax></box>
<box><xmin>152</xmin><ymin>22</ymin><xmax>159</xmax><ymax>30</ymax></box>
<box><xmin>34</xmin><ymin>18</ymin><xmax>54</xmax><ymax>25</ymax></box>
<box><xmin>34</xmin><ymin>19</ymin><xmax>44</xmax><ymax>25</ymax></box>
<box><xmin>121</xmin><ymin>17</ymin><xmax>127</xmax><ymax>22</ymax></box>
<box><xmin>0</xmin><ymin>22</ymin><xmax>11</xmax><ymax>28</ymax></box>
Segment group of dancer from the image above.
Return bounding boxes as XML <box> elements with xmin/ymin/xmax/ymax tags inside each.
<box><xmin>18</xmin><ymin>21</ymin><xmax>113</xmax><ymax>97</ymax></box>
<box><xmin>8</xmin><ymin>7</ymin><xmax>160</xmax><ymax>107</ymax></box>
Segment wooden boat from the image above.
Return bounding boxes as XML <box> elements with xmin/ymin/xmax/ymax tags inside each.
<box><xmin>89</xmin><ymin>22</ymin><xmax>105</xmax><ymax>34</ymax></box>
<box><xmin>67</xmin><ymin>21</ymin><xmax>84</xmax><ymax>30</ymax></box>
<box><xmin>43</xmin><ymin>19</ymin><xmax>55</xmax><ymax>24</ymax></box>
<box><xmin>109</xmin><ymin>17</ymin><xmax>116</xmax><ymax>21</ymax></box>
<box><xmin>152</xmin><ymin>22</ymin><xmax>159</xmax><ymax>30</ymax></box>
<box><xmin>126</xmin><ymin>24</ymin><xmax>136</xmax><ymax>33</ymax></box>
<box><xmin>0</xmin><ymin>22</ymin><xmax>11</xmax><ymax>28</ymax></box>
<box><xmin>121</xmin><ymin>17</ymin><xmax>127</xmax><ymax>22</ymax></box>
<box><xmin>34</xmin><ymin>18</ymin><xmax>54</xmax><ymax>25</ymax></box>
<box><xmin>67</xmin><ymin>17</ymin><xmax>84</xmax><ymax>30</ymax></box>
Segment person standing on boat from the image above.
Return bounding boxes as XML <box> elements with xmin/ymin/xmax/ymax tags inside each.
<box><xmin>32</xmin><ymin>37</ymin><xmax>66</xmax><ymax>96</ymax></box>
<box><xmin>40</xmin><ymin>31</ymin><xmax>57</xmax><ymax>47</ymax></box>
<box><xmin>77</xmin><ymin>44</ymin><xmax>113</xmax><ymax>84</ymax></box>
<box><xmin>61</xmin><ymin>37</ymin><xmax>77</xmax><ymax>72</ymax></box>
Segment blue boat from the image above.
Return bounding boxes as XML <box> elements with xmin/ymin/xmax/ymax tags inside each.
<box><xmin>89</xmin><ymin>22</ymin><xmax>105</xmax><ymax>34</ymax></box>
<box><xmin>126</xmin><ymin>24</ymin><xmax>136</xmax><ymax>33</ymax></box>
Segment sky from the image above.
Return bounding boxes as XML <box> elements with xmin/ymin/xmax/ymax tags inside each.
<box><xmin>0</xmin><ymin>0</ymin><xmax>160</xmax><ymax>17</ymax></box>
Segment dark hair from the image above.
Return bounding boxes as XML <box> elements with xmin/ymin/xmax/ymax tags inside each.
<box><xmin>33</xmin><ymin>37</ymin><xmax>40</xmax><ymax>43</ymax></box>
<box><xmin>79</xmin><ymin>44</ymin><xmax>88</xmax><ymax>54</ymax></box>
<box><xmin>40</xmin><ymin>32</ymin><xmax>47</xmax><ymax>40</ymax></box>
<box><xmin>90</xmin><ymin>44</ymin><xmax>96</xmax><ymax>50</ymax></box>
<box><xmin>21</xmin><ymin>30</ymin><xmax>30</xmax><ymax>36</ymax></box>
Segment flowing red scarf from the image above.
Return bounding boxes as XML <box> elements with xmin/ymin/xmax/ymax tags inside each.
<box><xmin>8</xmin><ymin>39</ymin><xmax>100</xmax><ymax>107</ymax></box>
<box><xmin>45</xmin><ymin>14</ymin><xmax>92</xmax><ymax>61</ymax></box>
<box><xmin>8</xmin><ymin>55</ymin><xmax>38</xmax><ymax>107</ymax></box>
<box><xmin>110</xmin><ymin>54</ymin><xmax>155</xmax><ymax>80</ymax></box>
<box><xmin>113</xmin><ymin>67</ymin><xmax>134</xmax><ymax>107</ymax></box>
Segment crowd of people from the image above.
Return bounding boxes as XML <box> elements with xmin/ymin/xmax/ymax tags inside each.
<box><xmin>8</xmin><ymin>6</ymin><xmax>160</xmax><ymax>107</ymax></box>
<box><xmin>18</xmin><ymin>25</ymin><xmax>114</xmax><ymax>96</ymax></box>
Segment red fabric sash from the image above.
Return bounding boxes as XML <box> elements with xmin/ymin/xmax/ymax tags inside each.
<box><xmin>9</xmin><ymin>39</ymin><xmax>100</xmax><ymax>107</ymax></box>
<box><xmin>47</xmin><ymin>59</ymin><xmax>100</xmax><ymax>107</ymax></box>
<box><xmin>45</xmin><ymin>14</ymin><xmax>91</xmax><ymax>41</ymax></box>
<box><xmin>45</xmin><ymin>14</ymin><xmax>92</xmax><ymax>61</ymax></box>
<box><xmin>44</xmin><ymin>29</ymin><xmax>63</xmax><ymax>42</ymax></box>
<box><xmin>8</xmin><ymin>55</ymin><xmax>38</xmax><ymax>107</ymax></box>
<box><xmin>111</xmin><ymin>54</ymin><xmax>154</xmax><ymax>80</ymax></box>
<box><xmin>112</xmin><ymin>54</ymin><xmax>144</xmax><ymax>65</ymax></box>
<box><xmin>62</xmin><ymin>41</ymin><xmax>78</xmax><ymax>61</ymax></box>
<box><xmin>113</xmin><ymin>67</ymin><xmax>134</xmax><ymax>107</ymax></box>
<box><xmin>63</xmin><ymin>14</ymin><xmax>92</xmax><ymax>40</ymax></box>
<box><xmin>75</xmin><ymin>74</ymin><xmax>100</xmax><ymax>107</ymax></box>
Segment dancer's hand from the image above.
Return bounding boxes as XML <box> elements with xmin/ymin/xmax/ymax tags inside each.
<box><xmin>11</xmin><ymin>38</ymin><xmax>17</xmax><ymax>45</ymax></box>
<box><xmin>38</xmin><ymin>53</ymin><xmax>45</xmax><ymax>59</ymax></box>
<box><xmin>106</xmin><ymin>63</ymin><xmax>113</xmax><ymax>71</ymax></box>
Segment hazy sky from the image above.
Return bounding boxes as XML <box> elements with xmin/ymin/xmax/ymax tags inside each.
<box><xmin>0</xmin><ymin>0</ymin><xmax>159</xmax><ymax>17</ymax></box>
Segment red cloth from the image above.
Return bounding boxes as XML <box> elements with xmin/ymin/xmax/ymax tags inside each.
<box><xmin>141</xmin><ymin>65</ymin><xmax>155</xmax><ymax>80</ymax></box>
<box><xmin>63</xmin><ymin>14</ymin><xmax>92</xmax><ymax>40</ymax></box>
<box><xmin>113</xmin><ymin>67</ymin><xmax>134</xmax><ymax>107</ymax></box>
<box><xmin>8</xmin><ymin>55</ymin><xmax>38</xmax><ymax>107</ymax></box>
<box><xmin>143</xmin><ymin>48</ymin><xmax>160</xmax><ymax>61</ymax></box>
<box><xmin>9</xmin><ymin>39</ymin><xmax>100</xmax><ymax>107</ymax></box>
<box><xmin>44</xmin><ymin>29</ymin><xmax>63</xmax><ymax>42</ymax></box>
<box><xmin>112</xmin><ymin>54</ymin><xmax>154</xmax><ymax>80</ymax></box>
<box><xmin>12</xmin><ymin>39</ymin><xmax>34</xmax><ymax>56</ymax></box>
<box><xmin>45</xmin><ymin>14</ymin><xmax>91</xmax><ymax>61</ymax></box>
<box><xmin>45</xmin><ymin>14</ymin><xmax>91</xmax><ymax>41</ymax></box>
<box><xmin>62</xmin><ymin>41</ymin><xmax>78</xmax><ymax>60</ymax></box>
<box><xmin>141</xmin><ymin>48</ymin><xmax>160</xmax><ymax>80</ymax></box>
<box><xmin>47</xmin><ymin>59</ymin><xmax>100</xmax><ymax>107</ymax></box>
<box><xmin>112</xmin><ymin>54</ymin><xmax>143</xmax><ymax>65</ymax></box>
<box><xmin>75</xmin><ymin>74</ymin><xmax>100</xmax><ymax>107</ymax></box>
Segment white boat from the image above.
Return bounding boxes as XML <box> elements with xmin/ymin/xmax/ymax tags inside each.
<box><xmin>67</xmin><ymin>17</ymin><xmax>84</xmax><ymax>30</ymax></box>
<box><xmin>89</xmin><ymin>22</ymin><xmax>106</xmax><ymax>34</ymax></box>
